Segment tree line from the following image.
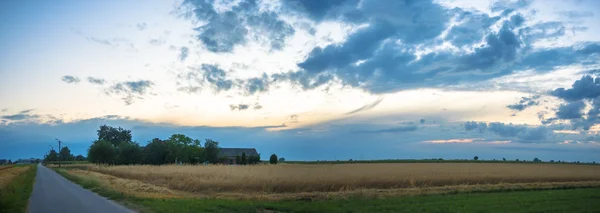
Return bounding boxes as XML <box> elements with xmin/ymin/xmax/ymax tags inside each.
<box><xmin>81</xmin><ymin>125</ymin><xmax>276</xmax><ymax>165</ymax></box>
<box><xmin>82</xmin><ymin>125</ymin><xmax>224</xmax><ymax>165</ymax></box>
<box><xmin>44</xmin><ymin>146</ymin><xmax>86</xmax><ymax>162</ymax></box>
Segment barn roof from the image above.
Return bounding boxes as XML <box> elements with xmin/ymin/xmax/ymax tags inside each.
<box><xmin>219</xmin><ymin>148</ymin><xmax>258</xmax><ymax>157</ymax></box>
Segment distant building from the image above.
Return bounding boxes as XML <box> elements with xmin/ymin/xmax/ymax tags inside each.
<box><xmin>219</xmin><ymin>148</ymin><xmax>258</xmax><ymax>165</ymax></box>
<box><xmin>0</xmin><ymin>159</ymin><xmax>7</xmax><ymax>165</ymax></box>
<box><xmin>15</xmin><ymin>158</ymin><xmax>41</xmax><ymax>164</ymax></box>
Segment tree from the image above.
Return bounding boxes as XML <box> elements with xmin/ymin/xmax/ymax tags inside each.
<box><xmin>88</xmin><ymin>140</ymin><xmax>117</xmax><ymax>164</ymax></box>
<box><xmin>270</xmin><ymin>154</ymin><xmax>278</xmax><ymax>164</ymax></box>
<box><xmin>204</xmin><ymin>139</ymin><xmax>220</xmax><ymax>164</ymax></box>
<box><xmin>533</xmin><ymin>157</ymin><xmax>541</xmax><ymax>163</ymax></box>
<box><xmin>45</xmin><ymin>149</ymin><xmax>59</xmax><ymax>162</ymax></box>
<box><xmin>143</xmin><ymin>138</ymin><xmax>169</xmax><ymax>165</ymax></box>
<box><xmin>60</xmin><ymin>146</ymin><xmax>73</xmax><ymax>161</ymax></box>
<box><xmin>278</xmin><ymin>157</ymin><xmax>285</xmax><ymax>162</ymax></box>
<box><xmin>241</xmin><ymin>152</ymin><xmax>247</xmax><ymax>165</ymax></box>
<box><xmin>516</xmin><ymin>159</ymin><xmax>519</xmax><ymax>162</ymax></box>
<box><xmin>502</xmin><ymin>158</ymin><xmax>506</xmax><ymax>161</ymax></box>
<box><xmin>550</xmin><ymin>160</ymin><xmax>555</xmax><ymax>163</ymax></box>
<box><xmin>7</xmin><ymin>160</ymin><xmax>12</xmax><ymax>164</ymax></box>
<box><xmin>473</xmin><ymin>156</ymin><xmax>479</xmax><ymax>161</ymax></box>
<box><xmin>248</xmin><ymin>154</ymin><xmax>261</xmax><ymax>164</ymax></box>
<box><xmin>97</xmin><ymin>125</ymin><xmax>132</xmax><ymax>148</ymax></box>
<box><xmin>116</xmin><ymin>142</ymin><xmax>143</xmax><ymax>165</ymax></box>
<box><xmin>75</xmin><ymin>155</ymin><xmax>86</xmax><ymax>161</ymax></box>
<box><xmin>236</xmin><ymin>155</ymin><xmax>241</xmax><ymax>164</ymax></box>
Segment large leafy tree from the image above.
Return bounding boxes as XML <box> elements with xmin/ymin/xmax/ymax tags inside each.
<box><xmin>88</xmin><ymin>140</ymin><xmax>117</xmax><ymax>164</ymax></box>
<box><xmin>164</xmin><ymin>134</ymin><xmax>205</xmax><ymax>164</ymax></box>
<box><xmin>45</xmin><ymin>149</ymin><xmax>58</xmax><ymax>162</ymax></box>
<box><xmin>59</xmin><ymin>146</ymin><xmax>73</xmax><ymax>161</ymax></box>
<box><xmin>97</xmin><ymin>125</ymin><xmax>132</xmax><ymax>147</ymax></box>
<box><xmin>204</xmin><ymin>139</ymin><xmax>220</xmax><ymax>164</ymax></box>
<box><xmin>143</xmin><ymin>138</ymin><xmax>168</xmax><ymax>165</ymax></box>
<box><xmin>116</xmin><ymin>142</ymin><xmax>143</xmax><ymax>165</ymax></box>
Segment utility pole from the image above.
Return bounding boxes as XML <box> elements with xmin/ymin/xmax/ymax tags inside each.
<box><xmin>55</xmin><ymin>138</ymin><xmax>61</xmax><ymax>168</ymax></box>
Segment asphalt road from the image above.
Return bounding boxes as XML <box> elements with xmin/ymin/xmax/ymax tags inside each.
<box><xmin>28</xmin><ymin>164</ymin><xmax>134</xmax><ymax>213</ymax></box>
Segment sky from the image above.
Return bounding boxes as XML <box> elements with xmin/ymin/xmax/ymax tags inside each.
<box><xmin>1</xmin><ymin>0</ymin><xmax>600</xmax><ymax>162</ymax></box>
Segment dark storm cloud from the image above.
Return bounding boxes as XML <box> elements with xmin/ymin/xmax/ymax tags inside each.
<box><xmin>507</xmin><ymin>95</ymin><xmax>540</xmax><ymax>111</ymax></box>
<box><xmin>488</xmin><ymin>122</ymin><xmax>549</xmax><ymax>141</ymax></box>
<box><xmin>555</xmin><ymin>100</ymin><xmax>585</xmax><ymax>119</ymax></box>
<box><xmin>281</xmin><ymin>0</ymin><xmax>361</xmax><ymax>22</ymax></box>
<box><xmin>551</xmin><ymin>75</ymin><xmax>600</xmax><ymax>101</ymax></box>
<box><xmin>181</xmin><ymin>0</ymin><xmax>294</xmax><ymax>52</ymax></box>
<box><xmin>87</xmin><ymin>77</ymin><xmax>106</xmax><ymax>85</ymax></box>
<box><xmin>105</xmin><ymin>80</ymin><xmax>154</xmax><ymax>105</ymax></box>
<box><xmin>276</xmin><ymin>0</ymin><xmax>600</xmax><ymax>94</ymax></box>
<box><xmin>345</xmin><ymin>98</ymin><xmax>383</xmax><ymax>115</ymax></box>
<box><xmin>173</xmin><ymin>0</ymin><xmax>599</xmax><ymax>97</ymax></box>
<box><xmin>61</xmin><ymin>75</ymin><xmax>80</xmax><ymax>84</ymax></box>
<box><xmin>546</xmin><ymin>75</ymin><xmax>600</xmax><ymax>130</ymax></box>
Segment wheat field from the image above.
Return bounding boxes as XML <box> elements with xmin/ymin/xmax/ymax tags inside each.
<box><xmin>87</xmin><ymin>163</ymin><xmax>600</xmax><ymax>194</ymax></box>
<box><xmin>0</xmin><ymin>166</ymin><xmax>30</xmax><ymax>188</ymax></box>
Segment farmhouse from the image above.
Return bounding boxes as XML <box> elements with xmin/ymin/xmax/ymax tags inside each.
<box><xmin>219</xmin><ymin>148</ymin><xmax>258</xmax><ymax>165</ymax></box>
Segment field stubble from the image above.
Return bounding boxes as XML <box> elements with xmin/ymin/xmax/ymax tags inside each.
<box><xmin>87</xmin><ymin>163</ymin><xmax>600</xmax><ymax>194</ymax></box>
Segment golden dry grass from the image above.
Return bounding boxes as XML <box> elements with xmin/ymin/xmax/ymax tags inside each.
<box><xmin>67</xmin><ymin>168</ymin><xmax>600</xmax><ymax>201</ymax></box>
<box><xmin>66</xmin><ymin>169</ymin><xmax>192</xmax><ymax>199</ymax></box>
<box><xmin>0</xmin><ymin>166</ymin><xmax>30</xmax><ymax>188</ymax></box>
<box><xmin>87</xmin><ymin>163</ymin><xmax>600</xmax><ymax>194</ymax></box>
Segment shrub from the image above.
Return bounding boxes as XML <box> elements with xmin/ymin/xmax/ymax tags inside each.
<box><xmin>270</xmin><ymin>154</ymin><xmax>278</xmax><ymax>164</ymax></box>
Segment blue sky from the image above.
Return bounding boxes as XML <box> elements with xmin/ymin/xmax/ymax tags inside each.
<box><xmin>1</xmin><ymin>0</ymin><xmax>600</xmax><ymax>162</ymax></box>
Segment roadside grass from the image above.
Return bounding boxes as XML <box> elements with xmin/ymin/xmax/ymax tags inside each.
<box><xmin>54</xmin><ymin>167</ymin><xmax>600</xmax><ymax>213</ymax></box>
<box><xmin>0</xmin><ymin>164</ymin><xmax>37</xmax><ymax>213</ymax></box>
<box><xmin>44</xmin><ymin>161</ymin><xmax>90</xmax><ymax>165</ymax></box>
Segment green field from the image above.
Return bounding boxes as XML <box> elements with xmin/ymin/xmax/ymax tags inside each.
<box><xmin>54</xmin><ymin>167</ymin><xmax>600</xmax><ymax>213</ymax></box>
<box><xmin>0</xmin><ymin>164</ymin><xmax>37</xmax><ymax>213</ymax></box>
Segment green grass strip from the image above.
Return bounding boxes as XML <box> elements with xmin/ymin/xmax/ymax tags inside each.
<box><xmin>0</xmin><ymin>164</ymin><xmax>37</xmax><ymax>213</ymax></box>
